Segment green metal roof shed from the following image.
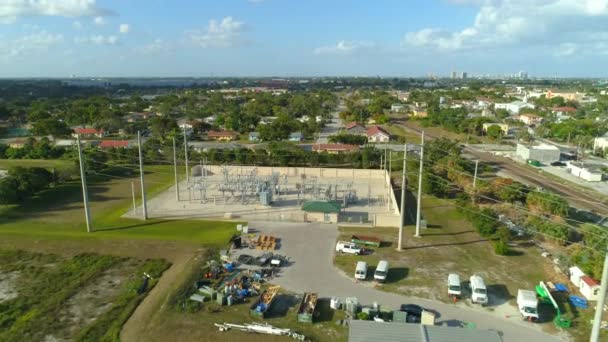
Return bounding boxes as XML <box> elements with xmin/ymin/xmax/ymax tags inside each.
<box><xmin>301</xmin><ymin>201</ymin><xmax>342</xmax><ymax>214</ymax></box>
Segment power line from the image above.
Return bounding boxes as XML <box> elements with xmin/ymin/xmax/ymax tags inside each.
<box><xmin>417</xmin><ymin>171</ymin><xmax>608</xmax><ymax>241</ymax></box>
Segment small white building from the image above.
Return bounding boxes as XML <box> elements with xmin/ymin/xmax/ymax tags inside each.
<box><xmin>569</xmin><ymin>266</ymin><xmax>601</xmax><ymax>301</ymax></box>
<box><xmin>516</xmin><ymin>143</ymin><xmax>560</xmax><ymax>164</ymax></box>
<box><xmin>566</xmin><ymin>162</ymin><xmax>603</xmax><ymax>182</ymax></box>
<box><xmin>594</xmin><ymin>136</ymin><xmax>608</xmax><ymax>151</ymax></box>
<box><xmin>569</xmin><ymin>266</ymin><xmax>585</xmax><ymax>288</ymax></box>
<box><xmin>494</xmin><ymin>101</ymin><xmax>534</xmax><ymax>114</ymax></box>
<box><xmin>391</xmin><ymin>104</ymin><xmax>405</xmax><ymax>112</ymax></box>
<box><xmin>579</xmin><ymin>276</ymin><xmax>601</xmax><ymax>301</ymax></box>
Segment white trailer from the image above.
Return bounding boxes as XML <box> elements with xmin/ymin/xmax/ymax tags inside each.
<box><xmin>517</xmin><ymin>289</ymin><xmax>539</xmax><ymax>321</ymax></box>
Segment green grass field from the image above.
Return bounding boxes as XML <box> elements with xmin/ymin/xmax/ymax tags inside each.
<box><xmin>0</xmin><ymin>163</ymin><xmax>239</xmax><ymax>245</ymax></box>
<box><xmin>0</xmin><ymin>158</ymin><xmax>74</xmax><ymax>170</ymax></box>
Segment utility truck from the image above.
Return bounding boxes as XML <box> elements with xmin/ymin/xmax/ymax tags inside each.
<box><xmin>517</xmin><ymin>289</ymin><xmax>539</xmax><ymax>322</ymax></box>
<box><xmin>335</xmin><ymin>241</ymin><xmax>361</xmax><ymax>255</ymax></box>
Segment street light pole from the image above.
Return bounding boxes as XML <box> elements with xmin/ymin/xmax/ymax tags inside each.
<box><xmin>398</xmin><ymin>143</ymin><xmax>407</xmax><ymax>251</ymax></box>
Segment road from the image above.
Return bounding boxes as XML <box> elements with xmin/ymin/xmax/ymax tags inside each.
<box><xmin>395</xmin><ymin>120</ymin><xmax>608</xmax><ymax>216</ymax></box>
<box><xmin>250</xmin><ymin>221</ymin><xmax>565</xmax><ymax>342</ymax></box>
<box><xmin>316</xmin><ymin>108</ymin><xmax>343</xmax><ymax>144</ymax></box>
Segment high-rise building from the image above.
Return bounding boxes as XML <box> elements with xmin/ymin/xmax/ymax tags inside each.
<box><xmin>461</xmin><ymin>72</ymin><xmax>468</xmax><ymax>79</ymax></box>
<box><xmin>518</xmin><ymin>71</ymin><xmax>528</xmax><ymax>79</ymax></box>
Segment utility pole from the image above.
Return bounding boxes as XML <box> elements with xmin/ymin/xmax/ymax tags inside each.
<box><xmin>398</xmin><ymin>143</ymin><xmax>407</xmax><ymax>251</ymax></box>
<box><xmin>590</xmin><ymin>243</ymin><xmax>608</xmax><ymax>342</ymax></box>
<box><xmin>76</xmin><ymin>136</ymin><xmax>92</xmax><ymax>233</ymax></box>
<box><xmin>415</xmin><ymin>131</ymin><xmax>424</xmax><ymax>238</ymax></box>
<box><xmin>183</xmin><ymin>126</ymin><xmax>189</xmax><ymax>184</ymax></box>
<box><xmin>137</xmin><ymin>131</ymin><xmax>148</xmax><ymax>220</ymax></box>
<box><xmin>388</xmin><ymin>151</ymin><xmax>393</xmax><ymax>211</ymax></box>
<box><xmin>473</xmin><ymin>160</ymin><xmax>479</xmax><ymax>204</ymax></box>
<box><xmin>131</xmin><ymin>181</ymin><xmax>136</xmax><ymax>215</ymax></box>
<box><xmin>380</xmin><ymin>154</ymin><xmax>383</xmax><ymax>171</ymax></box>
<box><xmin>173</xmin><ymin>137</ymin><xmax>180</xmax><ymax>201</ymax></box>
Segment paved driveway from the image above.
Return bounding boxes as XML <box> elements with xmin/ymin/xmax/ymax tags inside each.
<box><xmin>247</xmin><ymin>221</ymin><xmax>565</xmax><ymax>342</ymax></box>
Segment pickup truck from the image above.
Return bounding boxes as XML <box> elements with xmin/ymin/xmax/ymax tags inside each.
<box><xmin>335</xmin><ymin>241</ymin><xmax>362</xmax><ymax>255</ymax></box>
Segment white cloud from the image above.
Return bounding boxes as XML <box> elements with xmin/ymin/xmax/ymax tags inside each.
<box><xmin>555</xmin><ymin>43</ymin><xmax>578</xmax><ymax>57</ymax></box>
<box><xmin>0</xmin><ymin>30</ymin><xmax>63</xmax><ymax>57</ymax></box>
<box><xmin>403</xmin><ymin>0</ymin><xmax>608</xmax><ymax>56</ymax></box>
<box><xmin>314</xmin><ymin>40</ymin><xmax>375</xmax><ymax>55</ymax></box>
<box><xmin>0</xmin><ymin>0</ymin><xmax>113</xmax><ymax>23</ymax></box>
<box><xmin>73</xmin><ymin>20</ymin><xmax>82</xmax><ymax>29</ymax></box>
<box><xmin>188</xmin><ymin>16</ymin><xmax>245</xmax><ymax>48</ymax></box>
<box><xmin>134</xmin><ymin>39</ymin><xmax>168</xmax><ymax>55</ymax></box>
<box><xmin>93</xmin><ymin>16</ymin><xmax>105</xmax><ymax>25</ymax></box>
<box><xmin>119</xmin><ymin>23</ymin><xmax>130</xmax><ymax>34</ymax></box>
<box><xmin>75</xmin><ymin>35</ymin><xmax>118</xmax><ymax>45</ymax></box>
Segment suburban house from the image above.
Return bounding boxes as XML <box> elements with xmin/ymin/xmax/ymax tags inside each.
<box><xmin>7</xmin><ymin>138</ymin><xmax>28</xmax><ymax>149</ymax></box>
<box><xmin>410</xmin><ymin>107</ymin><xmax>428</xmax><ymax>118</ymax></box>
<box><xmin>546</xmin><ymin>89</ymin><xmax>584</xmax><ymax>102</ymax></box>
<box><xmin>207</xmin><ymin>130</ymin><xmax>239</xmax><ymax>141</ymax></box>
<box><xmin>481</xmin><ymin>108</ymin><xmax>495</xmax><ymax>117</ymax></box>
<box><xmin>566</xmin><ymin>162</ymin><xmax>604</xmax><ymax>182</ymax></box>
<box><xmin>482</xmin><ymin>123</ymin><xmax>509</xmax><ymax>135</ymax></box>
<box><xmin>259</xmin><ymin>116</ymin><xmax>278</xmax><ymax>125</ymax></box>
<box><xmin>72</xmin><ymin>127</ymin><xmax>105</xmax><ymax>139</ymax></box>
<box><xmin>366</xmin><ymin>126</ymin><xmax>390</xmax><ymax>143</ymax></box>
<box><xmin>312</xmin><ymin>144</ymin><xmax>359</xmax><ymax>154</ymax></box>
<box><xmin>551</xmin><ymin>106</ymin><xmax>577</xmax><ymax>115</ymax></box>
<box><xmin>344</xmin><ymin>122</ymin><xmax>367</xmax><ymax>135</ymax></box>
<box><xmin>288</xmin><ymin>132</ymin><xmax>303</xmax><ymax>142</ymax></box>
<box><xmin>390</xmin><ymin>104</ymin><xmax>405</xmax><ymax>112</ymax></box>
<box><xmin>518</xmin><ymin>113</ymin><xmax>543</xmax><ymax>126</ymax></box>
<box><xmin>494</xmin><ymin>101</ymin><xmax>534</xmax><ymax>114</ymax></box>
<box><xmin>594</xmin><ymin>135</ymin><xmax>608</xmax><ymax>151</ymax></box>
<box><xmin>248</xmin><ymin>132</ymin><xmax>260</xmax><ymax>142</ymax></box>
<box><xmin>99</xmin><ymin>140</ymin><xmax>132</xmax><ymax>149</ymax></box>
<box><xmin>302</xmin><ymin>200</ymin><xmax>341</xmax><ymax>223</ymax></box>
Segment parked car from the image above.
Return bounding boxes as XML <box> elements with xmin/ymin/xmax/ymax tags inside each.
<box><xmin>335</xmin><ymin>241</ymin><xmax>361</xmax><ymax>255</ymax></box>
<box><xmin>355</xmin><ymin>261</ymin><xmax>368</xmax><ymax>280</ymax></box>
<box><xmin>399</xmin><ymin>304</ymin><xmax>423</xmax><ymax>323</ymax></box>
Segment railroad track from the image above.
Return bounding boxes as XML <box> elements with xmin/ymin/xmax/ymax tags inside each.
<box><xmin>395</xmin><ymin>120</ymin><xmax>608</xmax><ymax>216</ymax></box>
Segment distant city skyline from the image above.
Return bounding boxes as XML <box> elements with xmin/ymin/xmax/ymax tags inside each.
<box><xmin>1</xmin><ymin>0</ymin><xmax>608</xmax><ymax>77</ymax></box>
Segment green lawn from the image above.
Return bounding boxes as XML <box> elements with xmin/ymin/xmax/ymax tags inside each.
<box><xmin>0</xmin><ymin>158</ymin><xmax>74</xmax><ymax>170</ymax></box>
<box><xmin>0</xmin><ymin>164</ymin><xmax>240</xmax><ymax>245</ymax></box>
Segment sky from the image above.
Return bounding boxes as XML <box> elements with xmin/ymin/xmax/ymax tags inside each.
<box><xmin>1</xmin><ymin>0</ymin><xmax>608</xmax><ymax>78</ymax></box>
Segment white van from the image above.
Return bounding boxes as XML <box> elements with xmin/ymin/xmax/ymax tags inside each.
<box><xmin>470</xmin><ymin>275</ymin><xmax>488</xmax><ymax>305</ymax></box>
<box><xmin>447</xmin><ymin>273</ymin><xmax>462</xmax><ymax>298</ymax></box>
<box><xmin>374</xmin><ymin>260</ymin><xmax>389</xmax><ymax>282</ymax></box>
<box><xmin>355</xmin><ymin>261</ymin><xmax>368</xmax><ymax>280</ymax></box>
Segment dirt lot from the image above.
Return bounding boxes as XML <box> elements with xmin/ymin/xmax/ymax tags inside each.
<box><xmin>0</xmin><ymin>249</ymin><xmax>169</xmax><ymax>342</ymax></box>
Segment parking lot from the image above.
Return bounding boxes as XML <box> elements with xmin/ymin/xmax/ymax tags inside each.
<box><xmin>239</xmin><ymin>221</ymin><xmax>564</xmax><ymax>342</ymax></box>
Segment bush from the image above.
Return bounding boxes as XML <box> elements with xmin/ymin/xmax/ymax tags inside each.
<box><xmin>357</xmin><ymin>312</ymin><xmax>369</xmax><ymax>320</ymax></box>
<box><xmin>492</xmin><ymin>240</ymin><xmax>510</xmax><ymax>255</ymax></box>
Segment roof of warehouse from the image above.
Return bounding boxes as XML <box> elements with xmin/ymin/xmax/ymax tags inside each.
<box><xmin>348</xmin><ymin>321</ymin><xmax>503</xmax><ymax>342</ymax></box>
<box><xmin>301</xmin><ymin>200</ymin><xmax>342</xmax><ymax>213</ymax></box>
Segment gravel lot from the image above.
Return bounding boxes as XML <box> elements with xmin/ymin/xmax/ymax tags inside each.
<box><xmin>246</xmin><ymin>221</ymin><xmax>566</xmax><ymax>342</ymax></box>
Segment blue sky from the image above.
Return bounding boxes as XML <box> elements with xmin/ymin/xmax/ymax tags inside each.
<box><xmin>1</xmin><ymin>0</ymin><xmax>607</xmax><ymax>77</ymax></box>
